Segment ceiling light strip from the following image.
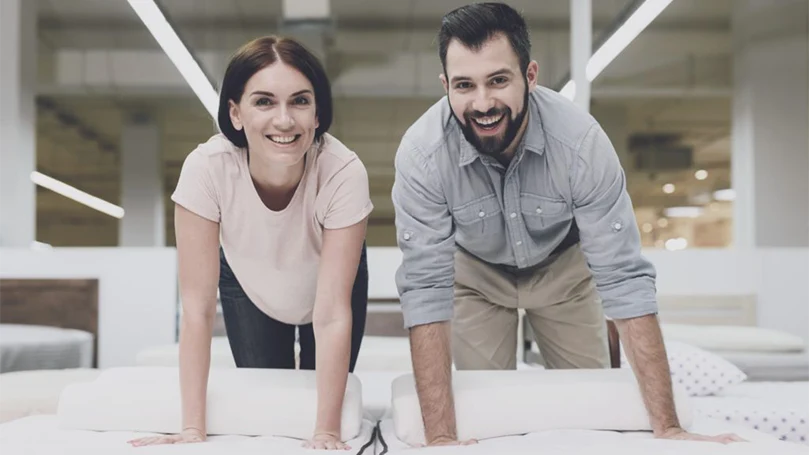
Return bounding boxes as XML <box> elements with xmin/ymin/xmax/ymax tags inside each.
<box><xmin>561</xmin><ymin>0</ymin><xmax>674</xmax><ymax>100</ymax></box>
<box><xmin>126</xmin><ymin>0</ymin><xmax>218</xmax><ymax>118</ymax></box>
<box><xmin>30</xmin><ymin>171</ymin><xmax>125</xmax><ymax>219</ymax></box>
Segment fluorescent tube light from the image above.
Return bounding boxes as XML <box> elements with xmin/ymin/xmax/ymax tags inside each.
<box><xmin>561</xmin><ymin>0</ymin><xmax>673</xmax><ymax>100</ymax></box>
<box><xmin>664</xmin><ymin>206</ymin><xmax>703</xmax><ymax>218</ymax></box>
<box><xmin>713</xmin><ymin>189</ymin><xmax>736</xmax><ymax>202</ymax></box>
<box><xmin>31</xmin><ymin>171</ymin><xmax>125</xmax><ymax>219</ymax></box>
<box><xmin>126</xmin><ymin>0</ymin><xmax>218</xmax><ymax>118</ymax></box>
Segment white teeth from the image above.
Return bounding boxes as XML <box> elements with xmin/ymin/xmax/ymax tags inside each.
<box><xmin>474</xmin><ymin>114</ymin><xmax>503</xmax><ymax>126</ymax></box>
<box><xmin>269</xmin><ymin>135</ymin><xmax>297</xmax><ymax>144</ymax></box>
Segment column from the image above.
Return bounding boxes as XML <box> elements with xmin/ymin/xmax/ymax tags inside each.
<box><xmin>570</xmin><ymin>0</ymin><xmax>592</xmax><ymax>112</ymax></box>
<box><xmin>281</xmin><ymin>0</ymin><xmax>331</xmax><ymax>63</ymax></box>
<box><xmin>731</xmin><ymin>0</ymin><xmax>809</xmax><ymax>248</ymax></box>
<box><xmin>0</xmin><ymin>0</ymin><xmax>37</xmax><ymax>247</ymax></box>
<box><xmin>119</xmin><ymin>114</ymin><xmax>165</xmax><ymax>246</ymax></box>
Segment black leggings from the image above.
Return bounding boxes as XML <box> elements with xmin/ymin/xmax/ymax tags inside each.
<box><xmin>218</xmin><ymin>244</ymin><xmax>367</xmax><ymax>372</ymax></box>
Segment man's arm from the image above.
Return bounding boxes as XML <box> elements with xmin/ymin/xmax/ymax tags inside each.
<box><xmin>571</xmin><ymin>124</ymin><xmax>741</xmax><ymax>443</ymax></box>
<box><xmin>391</xmin><ymin>138</ymin><xmax>471</xmax><ymax>446</ymax></box>
<box><xmin>613</xmin><ymin>314</ymin><xmax>679</xmax><ymax>435</ymax></box>
<box><xmin>409</xmin><ymin>322</ymin><xmax>458</xmax><ymax>443</ymax></box>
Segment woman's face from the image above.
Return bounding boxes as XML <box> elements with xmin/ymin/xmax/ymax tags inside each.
<box><xmin>229</xmin><ymin>61</ymin><xmax>319</xmax><ymax>167</ymax></box>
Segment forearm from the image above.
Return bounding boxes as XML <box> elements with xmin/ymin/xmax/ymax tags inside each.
<box><xmin>614</xmin><ymin>313</ymin><xmax>680</xmax><ymax>435</ymax></box>
<box><xmin>179</xmin><ymin>309</ymin><xmax>215</xmax><ymax>433</ymax></box>
<box><xmin>313</xmin><ymin>314</ymin><xmax>352</xmax><ymax>436</ymax></box>
<box><xmin>409</xmin><ymin>321</ymin><xmax>456</xmax><ymax>443</ymax></box>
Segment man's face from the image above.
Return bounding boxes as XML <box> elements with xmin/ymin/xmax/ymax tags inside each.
<box><xmin>441</xmin><ymin>33</ymin><xmax>538</xmax><ymax>158</ymax></box>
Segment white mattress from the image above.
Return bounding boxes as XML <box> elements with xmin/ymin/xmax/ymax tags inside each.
<box><xmin>692</xmin><ymin>381</ymin><xmax>809</xmax><ymax>445</ymax></box>
<box><xmin>376</xmin><ymin>415</ymin><xmax>808</xmax><ymax>454</ymax></box>
<box><xmin>0</xmin><ymin>415</ymin><xmax>377</xmax><ymax>455</ymax></box>
<box><xmin>0</xmin><ymin>324</ymin><xmax>94</xmax><ymax>373</ymax></box>
<box><xmin>717</xmin><ymin>351</ymin><xmax>809</xmax><ymax>381</ymax></box>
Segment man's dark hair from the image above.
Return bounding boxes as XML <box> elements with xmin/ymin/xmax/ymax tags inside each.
<box><xmin>218</xmin><ymin>36</ymin><xmax>332</xmax><ymax>148</ymax></box>
<box><xmin>438</xmin><ymin>2</ymin><xmax>532</xmax><ymax>76</ymax></box>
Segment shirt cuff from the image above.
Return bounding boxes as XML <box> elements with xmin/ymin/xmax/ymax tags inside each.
<box><xmin>400</xmin><ymin>287</ymin><xmax>455</xmax><ymax>329</ymax></box>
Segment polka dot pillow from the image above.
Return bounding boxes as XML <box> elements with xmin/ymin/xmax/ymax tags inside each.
<box><xmin>620</xmin><ymin>340</ymin><xmax>747</xmax><ymax>397</ymax></box>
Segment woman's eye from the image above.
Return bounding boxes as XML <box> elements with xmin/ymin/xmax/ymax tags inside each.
<box><xmin>255</xmin><ymin>97</ymin><xmax>272</xmax><ymax>106</ymax></box>
<box><xmin>294</xmin><ymin>96</ymin><xmax>310</xmax><ymax>105</ymax></box>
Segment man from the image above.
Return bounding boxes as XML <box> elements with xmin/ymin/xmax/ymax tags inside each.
<box><xmin>391</xmin><ymin>2</ymin><xmax>742</xmax><ymax>447</ymax></box>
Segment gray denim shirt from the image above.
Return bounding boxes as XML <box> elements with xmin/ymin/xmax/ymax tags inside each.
<box><xmin>391</xmin><ymin>86</ymin><xmax>658</xmax><ymax>328</ymax></box>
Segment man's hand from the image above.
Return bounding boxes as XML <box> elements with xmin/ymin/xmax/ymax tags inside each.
<box><xmin>615</xmin><ymin>315</ymin><xmax>746</xmax><ymax>444</ymax></box>
<box><xmin>413</xmin><ymin>436</ymin><xmax>478</xmax><ymax>447</ymax></box>
<box><xmin>657</xmin><ymin>427</ymin><xmax>746</xmax><ymax>444</ymax></box>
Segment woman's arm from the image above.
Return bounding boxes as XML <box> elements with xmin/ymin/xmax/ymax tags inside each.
<box><xmin>129</xmin><ymin>204</ymin><xmax>220</xmax><ymax>447</ymax></box>
<box><xmin>176</xmin><ymin>204</ymin><xmax>221</xmax><ymax>434</ymax></box>
<box><xmin>310</xmin><ymin>217</ymin><xmax>368</xmax><ymax>446</ymax></box>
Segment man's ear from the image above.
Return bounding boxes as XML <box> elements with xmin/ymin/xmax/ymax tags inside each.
<box><xmin>439</xmin><ymin>73</ymin><xmax>449</xmax><ymax>94</ymax></box>
<box><xmin>525</xmin><ymin>60</ymin><xmax>539</xmax><ymax>92</ymax></box>
<box><xmin>229</xmin><ymin>100</ymin><xmax>243</xmax><ymax>131</ymax></box>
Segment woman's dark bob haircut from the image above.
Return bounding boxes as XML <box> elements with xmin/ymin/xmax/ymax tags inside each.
<box><xmin>217</xmin><ymin>36</ymin><xmax>333</xmax><ymax>148</ymax></box>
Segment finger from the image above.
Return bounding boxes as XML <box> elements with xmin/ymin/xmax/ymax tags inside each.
<box><xmin>130</xmin><ymin>436</ymin><xmax>159</xmax><ymax>446</ymax></box>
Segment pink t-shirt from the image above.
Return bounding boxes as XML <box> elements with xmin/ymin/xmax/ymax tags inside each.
<box><xmin>171</xmin><ymin>133</ymin><xmax>374</xmax><ymax>325</ymax></box>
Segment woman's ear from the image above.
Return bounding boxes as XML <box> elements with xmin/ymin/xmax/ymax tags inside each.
<box><xmin>229</xmin><ymin>100</ymin><xmax>243</xmax><ymax>131</ymax></box>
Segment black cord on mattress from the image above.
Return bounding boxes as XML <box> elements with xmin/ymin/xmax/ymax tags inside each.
<box><xmin>375</xmin><ymin>422</ymin><xmax>388</xmax><ymax>455</ymax></box>
<box><xmin>356</xmin><ymin>424</ymin><xmax>379</xmax><ymax>455</ymax></box>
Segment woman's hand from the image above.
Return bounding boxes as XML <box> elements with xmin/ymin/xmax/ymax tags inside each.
<box><xmin>127</xmin><ymin>428</ymin><xmax>206</xmax><ymax>447</ymax></box>
<box><xmin>302</xmin><ymin>431</ymin><xmax>351</xmax><ymax>451</ymax></box>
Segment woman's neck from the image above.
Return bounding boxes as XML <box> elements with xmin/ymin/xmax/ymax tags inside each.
<box><xmin>248</xmin><ymin>151</ymin><xmax>307</xmax><ymax>211</ymax></box>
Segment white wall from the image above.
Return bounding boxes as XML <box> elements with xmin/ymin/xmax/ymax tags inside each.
<box><xmin>0</xmin><ymin>248</ymin><xmax>178</xmax><ymax>368</ymax></box>
<box><xmin>367</xmin><ymin>247</ymin><xmax>809</xmax><ymax>342</ymax></box>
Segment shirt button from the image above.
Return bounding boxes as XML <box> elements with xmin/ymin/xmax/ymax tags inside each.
<box><xmin>478</xmin><ymin>211</ymin><xmax>485</xmax><ymax>218</ymax></box>
<box><xmin>510</xmin><ymin>212</ymin><xmax>517</xmax><ymax>219</ymax></box>
<box><xmin>613</xmin><ymin>222</ymin><xmax>622</xmax><ymax>230</ymax></box>
<box><xmin>403</xmin><ymin>233</ymin><xmax>411</xmax><ymax>240</ymax></box>
<box><xmin>516</xmin><ymin>241</ymin><xmax>523</xmax><ymax>246</ymax></box>
<box><xmin>535</xmin><ymin>208</ymin><xmax>542</xmax><ymax>214</ymax></box>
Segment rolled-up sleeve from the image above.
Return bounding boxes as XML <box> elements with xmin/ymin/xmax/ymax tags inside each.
<box><xmin>391</xmin><ymin>138</ymin><xmax>456</xmax><ymax>328</ymax></box>
<box><xmin>571</xmin><ymin>124</ymin><xmax>658</xmax><ymax>320</ymax></box>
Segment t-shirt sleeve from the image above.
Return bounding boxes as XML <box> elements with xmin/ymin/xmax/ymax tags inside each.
<box><xmin>170</xmin><ymin>150</ymin><xmax>220</xmax><ymax>223</ymax></box>
<box><xmin>320</xmin><ymin>157</ymin><xmax>374</xmax><ymax>230</ymax></box>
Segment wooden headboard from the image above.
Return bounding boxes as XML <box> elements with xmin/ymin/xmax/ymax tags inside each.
<box><xmin>0</xmin><ymin>278</ymin><xmax>100</xmax><ymax>366</ymax></box>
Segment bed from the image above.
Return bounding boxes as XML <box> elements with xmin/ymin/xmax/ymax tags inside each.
<box><xmin>522</xmin><ymin>294</ymin><xmax>809</xmax><ymax>381</ymax></box>
<box><xmin>0</xmin><ymin>323</ymin><xmax>94</xmax><ymax>373</ymax></box>
<box><xmin>0</xmin><ymin>367</ymin><xmax>809</xmax><ymax>455</ymax></box>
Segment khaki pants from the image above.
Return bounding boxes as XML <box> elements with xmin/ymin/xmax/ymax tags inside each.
<box><xmin>451</xmin><ymin>244</ymin><xmax>610</xmax><ymax>370</ymax></box>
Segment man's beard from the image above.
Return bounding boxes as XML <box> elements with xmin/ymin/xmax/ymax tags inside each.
<box><xmin>452</xmin><ymin>87</ymin><xmax>529</xmax><ymax>159</ymax></box>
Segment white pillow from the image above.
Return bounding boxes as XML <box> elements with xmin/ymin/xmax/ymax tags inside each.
<box><xmin>0</xmin><ymin>368</ymin><xmax>101</xmax><ymax>423</ymax></box>
<box><xmin>57</xmin><ymin>366</ymin><xmax>363</xmax><ymax>441</ymax></box>
<box><xmin>621</xmin><ymin>340</ymin><xmax>747</xmax><ymax>397</ymax></box>
<box><xmin>390</xmin><ymin>368</ymin><xmax>693</xmax><ymax>447</ymax></box>
<box><xmin>660</xmin><ymin>324</ymin><xmax>806</xmax><ymax>353</ymax></box>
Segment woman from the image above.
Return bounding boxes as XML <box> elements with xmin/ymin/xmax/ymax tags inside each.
<box><xmin>128</xmin><ymin>36</ymin><xmax>372</xmax><ymax>451</ymax></box>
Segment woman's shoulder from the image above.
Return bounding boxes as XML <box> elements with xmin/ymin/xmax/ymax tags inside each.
<box><xmin>180</xmin><ymin>134</ymin><xmax>242</xmax><ymax>173</ymax></box>
<box><xmin>314</xmin><ymin>133</ymin><xmax>368</xmax><ymax>179</ymax></box>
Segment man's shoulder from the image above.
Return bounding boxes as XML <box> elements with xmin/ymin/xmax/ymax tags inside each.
<box><xmin>399</xmin><ymin>96</ymin><xmax>455</xmax><ymax>158</ymax></box>
<box><xmin>532</xmin><ymin>86</ymin><xmax>599</xmax><ymax>151</ymax></box>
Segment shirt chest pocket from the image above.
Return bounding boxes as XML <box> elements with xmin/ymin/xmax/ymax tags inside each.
<box><xmin>520</xmin><ymin>193</ymin><xmax>570</xmax><ymax>231</ymax></box>
<box><xmin>452</xmin><ymin>194</ymin><xmax>503</xmax><ymax>236</ymax></box>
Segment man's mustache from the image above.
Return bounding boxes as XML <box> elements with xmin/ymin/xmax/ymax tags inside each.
<box><xmin>466</xmin><ymin>107</ymin><xmax>507</xmax><ymax>119</ymax></box>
